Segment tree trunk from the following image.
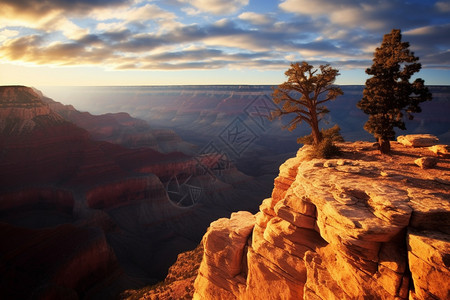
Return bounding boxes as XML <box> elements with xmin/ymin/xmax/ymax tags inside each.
<box><xmin>311</xmin><ymin>120</ymin><xmax>322</xmax><ymax>145</ymax></box>
<box><xmin>310</xmin><ymin>111</ymin><xmax>322</xmax><ymax>145</ymax></box>
<box><xmin>378</xmin><ymin>138</ymin><xmax>391</xmax><ymax>154</ymax></box>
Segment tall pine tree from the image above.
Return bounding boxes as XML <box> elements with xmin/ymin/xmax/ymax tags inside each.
<box><xmin>358</xmin><ymin>29</ymin><xmax>432</xmax><ymax>154</ymax></box>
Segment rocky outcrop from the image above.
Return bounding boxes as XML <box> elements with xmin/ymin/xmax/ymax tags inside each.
<box><xmin>397</xmin><ymin>134</ymin><xmax>439</xmax><ymax>147</ymax></box>
<box><xmin>0</xmin><ymin>86</ymin><xmax>64</xmax><ymax>134</ymax></box>
<box><xmin>193</xmin><ymin>142</ymin><xmax>450</xmax><ymax>299</ymax></box>
<box><xmin>428</xmin><ymin>144</ymin><xmax>450</xmax><ymax>158</ymax></box>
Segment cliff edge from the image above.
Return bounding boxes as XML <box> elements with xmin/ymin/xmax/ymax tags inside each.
<box><xmin>193</xmin><ymin>141</ymin><xmax>450</xmax><ymax>299</ymax></box>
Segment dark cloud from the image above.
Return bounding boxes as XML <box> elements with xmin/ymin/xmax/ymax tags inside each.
<box><xmin>77</xmin><ymin>34</ymin><xmax>103</xmax><ymax>45</ymax></box>
<box><xmin>0</xmin><ymin>34</ymin><xmax>115</xmax><ymax>65</ymax></box>
<box><xmin>101</xmin><ymin>30</ymin><xmax>132</xmax><ymax>42</ymax></box>
<box><xmin>1</xmin><ymin>35</ymin><xmax>44</xmax><ymax>60</ymax></box>
<box><xmin>0</xmin><ymin>0</ymin><xmax>129</xmax><ymax>15</ymax></box>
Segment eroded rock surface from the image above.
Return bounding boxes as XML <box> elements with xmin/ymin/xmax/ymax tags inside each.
<box><xmin>193</xmin><ymin>142</ymin><xmax>450</xmax><ymax>299</ymax></box>
<box><xmin>429</xmin><ymin>144</ymin><xmax>450</xmax><ymax>158</ymax></box>
<box><xmin>397</xmin><ymin>134</ymin><xmax>439</xmax><ymax>147</ymax></box>
<box><xmin>414</xmin><ymin>156</ymin><xmax>438</xmax><ymax>169</ymax></box>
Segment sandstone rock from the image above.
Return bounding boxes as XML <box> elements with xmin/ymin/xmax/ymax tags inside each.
<box><xmin>414</xmin><ymin>156</ymin><xmax>438</xmax><ymax>169</ymax></box>
<box><xmin>193</xmin><ymin>211</ymin><xmax>255</xmax><ymax>299</ymax></box>
<box><xmin>193</xmin><ymin>143</ymin><xmax>450</xmax><ymax>300</ymax></box>
<box><xmin>434</xmin><ymin>177</ymin><xmax>450</xmax><ymax>185</ymax></box>
<box><xmin>428</xmin><ymin>144</ymin><xmax>450</xmax><ymax>158</ymax></box>
<box><xmin>251</xmin><ymin>225</ymin><xmax>307</xmax><ymax>282</ymax></box>
<box><xmin>407</xmin><ymin>229</ymin><xmax>450</xmax><ymax>300</ymax></box>
<box><xmin>303</xmin><ymin>250</ymin><xmax>349</xmax><ymax>300</ymax></box>
<box><xmin>407</xmin><ymin>188</ymin><xmax>450</xmax><ymax>234</ymax></box>
<box><xmin>245</xmin><ymin>248</ymin><xmax>304</xmax><ymax>300</ymax></box>
<box><xmin>259</xmin><ymin>197</ymin><xmax>277</xmax><ymax>217</ymax></box>
<box><xmin>397</xmin><ymin>134</ymin><xmax>439</xmax><ymax>147</ymax></box>
<box><xmin>271</xmin><ymin>154</ymin><xmax>305</xmax><ymax>202</ymax></box>
<box><xmin>274</xmin><ymin>198</ymin><xmax>316</xmax><ymax>229</ymax></box>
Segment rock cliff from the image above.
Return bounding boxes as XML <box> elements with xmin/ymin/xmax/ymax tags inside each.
<box><xmin>193</xmin><ymin>141</ymin><xmax>450</xmax><ymax>299</ymax></box>
<box><xmin>37</xmin><ymin>90</ymin><xmax>195</xmax><ymax>153</ymax></box>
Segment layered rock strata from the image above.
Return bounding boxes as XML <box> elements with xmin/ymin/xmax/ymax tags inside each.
<box><xmin>193</xmin><ymin>142</ymin><xmax>450</xmax><ymax>299</ymax></box>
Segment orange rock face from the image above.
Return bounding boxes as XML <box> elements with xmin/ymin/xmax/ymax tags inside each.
<box><xmin>193</xmin><ymin>143</ymin><xmax>450</xmax><ymax>299</ymax></box>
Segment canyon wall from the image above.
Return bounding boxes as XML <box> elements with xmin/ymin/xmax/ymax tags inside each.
<box><xmin>0</xmin><ymin>86</ymin><xmax>274</xmax><ymax>297</ymax></box>
<box><xmin>193</xmin><ymin>142</ymin><xmax>450</xmax><ymax>299</ymax></box>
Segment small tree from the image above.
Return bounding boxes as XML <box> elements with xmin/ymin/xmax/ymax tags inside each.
<box><xmin>357</xmin><ymin>29</ymin><xmax>432</xmax><ymax>154</ymax></box>
<box><xmin>271</xmin><ymin>62</ymin><xmax>343</xmax><ymax>146</ymax></box>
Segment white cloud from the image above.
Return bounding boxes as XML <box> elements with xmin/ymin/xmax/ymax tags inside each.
<box><xmin>91</xmin><ymin>3</ymin><xmax>181</xmax><ymax>33</ymax></box>
<box><xmin>0</xmin><ymin>9</ymin><xmax>88</xmax><ymax>40</ymax></box>
<box><xmin>0</xmin><ymin>29</ymin><xmax>19</xmax><ymax>43</ymax></box>
<box><xmin>125</xmin><ymin>4</ymin><xmax>176</xmax><ymax>22</ymax></box>
<box><xmin>238</xmin><ymin>12</ymin><xmax>273</xmax><ymax>25</ymax></box>
<box><xmin>180</xmin><ymin>0</ymin><xmax>249</xmax><ymax>15</ymax></box>
<box><xmin>96</xmin><ymin>22</ymin><xmax>127</xmax><ymax>32</ymax></box>
<box><xmin>181</xmin><ymin>7</ymin><xmax>201</xmax><ymax>16</ymax></box>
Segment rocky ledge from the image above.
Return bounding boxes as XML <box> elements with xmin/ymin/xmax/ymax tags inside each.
<box><xmin>193</xmin><ymin>141</ymin><xmax>450</xmax><ymax>299</ymax></box>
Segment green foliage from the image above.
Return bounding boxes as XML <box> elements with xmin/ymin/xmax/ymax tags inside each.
<box><xmin>272</xmin><ymin>62</ymin><xmax>343</xmax><ymax>145</ymax></box>
<box><xmin>297</xmin><ymin>124</ymin><xmax>344</xmax><ymax>145</ymax></box>
<box><xmin>357</xmin><ymin>29</ymin><xmax>432</xmax><ymax>153</ymax></box>
<box><xmin>308</xmin><ymin>138</ymin><xmax>341</xmax><ymax>159</ymax></box>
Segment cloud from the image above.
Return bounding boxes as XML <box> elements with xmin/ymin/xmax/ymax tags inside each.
<box><xmin>0</xmin><ymin>0</ymin><xmax>102</xmax><ymax>39</ymax></box>
<box><xmin>238</xmin><ymin>12</ymin><xmax>274</xmax><ymax>25</ymax></box>
<box><xmin>404</xmin><ymin>24</ymin><xmax>450</xmax><ymax>66</ymax></box>
<box><xmin>279</xmin><ymin>0</ymin><xmax>434</xmax><ymax>32</ymax></box>
<box><xmin>90</xmin><ymin>3</ymin><xmax>182</xmax><ymax>33</ymax></box>
<box><xmin>0</xmin><ymin>29</ymin><xmax>19</xmax><ymax>42</ymax></box>
<box><xmin>91</xmin><ymin>3</ymin><xmax>176</xmax><ymax>22</ymax></box>
<box><xmin>436</xmin><ymin>1</ymin><xmax>450</xmax><ymax>12</ymax></box>
<box><xmin>0</xmin><ymin>0</ymin><xmax>448</xmax><ymax>75</ymax></box>
<box><xmin>0</xmin><ymin>34</ymin><xmax>115</xmax><ymax>66</ymax></box>
<box><xmin>0</xmin><ymin>0</ymin><xmax>129</xmax><ymax>15</ymax></box>
<box><xmin>179</xmin><ymin>0</ymin><xmax>249</xmax><ymax>15</ymax></box>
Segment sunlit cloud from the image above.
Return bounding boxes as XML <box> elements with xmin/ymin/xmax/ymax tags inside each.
<box><xmin>0</xmin><ymin>0</ymin><xmax>449</xmax><ymax>84</ymax></box>
<box><xmin>178</xmin><ymin>0</ymin><xmax>249</xmax><ymax>15</ymax></box>
<box><xmin>238</xmin><ymin>12</ymin><xmax>274</xmax><ymax>25</ymax></box>
<box><xmin>0</xmin><ymin>29</ymin><xmax>19</xmax><ymax>42</ymax></box>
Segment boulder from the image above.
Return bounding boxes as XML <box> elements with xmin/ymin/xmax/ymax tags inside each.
<box><xmin>428</xmin><ymin>144</ymin><xmax>450</xmax><ymax>158</ymax></box>
<box><xmin>414</xmin><ymin>156</ymin><xmax>438</xmax><ymax>169</ymax></box>
<box><xmin>397</xmin><ymin>134</ymin><xmax>439</xmax><ymax>147</ymax></box>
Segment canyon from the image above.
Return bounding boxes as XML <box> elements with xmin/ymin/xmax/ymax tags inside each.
<box><xmin>1</xmin><ymin>85</ymin><xmax>449</xmax><ymax>299</ymax></box>
<box><xmin>0</xmin><ymin>86</ymin><xmax>272</xmax><ymax>298</ymax></box>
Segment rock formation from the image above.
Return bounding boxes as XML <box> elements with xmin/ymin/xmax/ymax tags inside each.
<box><xmin>397</xmin><ymin>134</ymin><xmax>439</xmax><ymax>147</ymax></box>
<box><xmin>37</xmin><ymin>89</ymin><xmax>195</xmax><ymax>153</ymax></box>
<box><xmin>193</xmin><ymin>141</ymin><xmax>450</xmax><ymax>299</ymax></box>
<box><xmin>428</xmin><ymin>145</ymin><xmax>450</xmax><ymax>158</ymax></box>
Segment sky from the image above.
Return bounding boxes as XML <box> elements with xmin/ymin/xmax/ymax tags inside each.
<box><xmin>0</xmin><ymin>0</ymin><xmax>449</xmax><ymax>86</ymax></box>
